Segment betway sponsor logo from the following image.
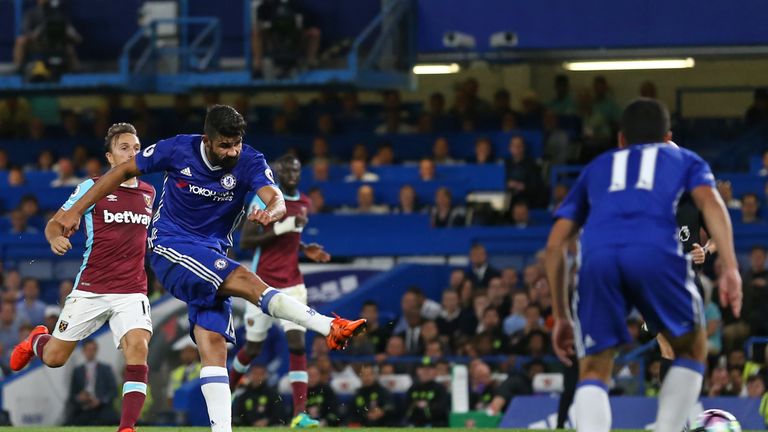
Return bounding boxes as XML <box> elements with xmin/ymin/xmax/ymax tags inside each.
<box><xmin>180</xmin><ymin>181</ymin><xmax>234</xmax><ymax>202</ymax></box>
<box><xmin>103</xmin><ymin>209</ymin><xmax>151</xmax><ymax>226</ymax></box>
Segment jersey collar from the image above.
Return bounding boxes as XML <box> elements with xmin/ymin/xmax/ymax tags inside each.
<box><xmin>284</xmin><ymin>192</ymin><xmax>300</xmax><ymax>201</ymax></box>
<box><xmin>199</xmin><ymin>140</ymin><xmax>222</xmax><ymax>171</ymax></box>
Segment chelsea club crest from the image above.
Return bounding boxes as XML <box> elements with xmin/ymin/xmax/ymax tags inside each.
<box><xmin>220</xmin><ymin>174</ymin><xmax>237</xmax><ymax>190</ymax></box>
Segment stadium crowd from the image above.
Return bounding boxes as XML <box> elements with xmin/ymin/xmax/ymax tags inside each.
<box><xmin>1</xmin><ymin>76</ymin><xmax>768</xmax><ymax>426</ymax></box>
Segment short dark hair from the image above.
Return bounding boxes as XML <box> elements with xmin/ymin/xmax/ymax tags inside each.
<box><xmin>204</xmin><ymin>104</ymin><xmax>246</xmax><ymax>139</ymax></box>
<box><xmin>275</xmin><ymin>153</ymin><xmax>298</xmax><ymax>167</ymax></box>
<box><xmin>362</xmin><ymin>300</ymin><xmax>378</xmax><ymax>309</ymax></box>
<box><xmin>104</xmin><ymin>122</ymin><xmax>137</xmax><ymax>153</ymax></box>
<box><xmin>751</xmin><ymin>245</ymin><xmax>766</xmax><ymax>254</ymax></box>
<box><xmin>621</xmin><ymin>98</ymin><xmax>670</xmax><ymax>145</ymax></box>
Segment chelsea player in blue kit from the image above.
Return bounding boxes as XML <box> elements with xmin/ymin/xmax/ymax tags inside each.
<box><xmin>55</xmin><ymin>105</ymin><xmax>366</xmax><ymax>432</ymax></box>
<box><xmin>544</xmin><ymin>99</ymin><xmax>742</xmax><ymax>432</ymax></box>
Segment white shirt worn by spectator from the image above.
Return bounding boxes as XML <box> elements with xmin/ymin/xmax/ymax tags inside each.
<box><xmin>344</xmin><ymin>172</ymin><xmax>380</xmax><ymax>182</ymax></box>
<box><xmin>51</xmin><ymin>176</ymin><xmax>83</xmax><ymax>187</ymax></box>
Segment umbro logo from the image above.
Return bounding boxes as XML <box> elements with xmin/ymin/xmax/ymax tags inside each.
<box><xmin>106</xmin><ymin>194</ymin><xmax>118</xmax><ymax>202</ymax></box>
<box><xmin>181</xmin><ymin>167</ymin><xmax>192</xmax><ymax>177</ymax></box>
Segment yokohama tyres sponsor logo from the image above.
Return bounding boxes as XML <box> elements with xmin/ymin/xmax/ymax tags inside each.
<box><xmin>103</xmin><ymin>209</ymin><xmax>152</xmax><ymax>227</ymax></box>
<box><xmin>188</xmin><ymin>184</ymin><xmax>235</xmax><ymax>202</ymax></box>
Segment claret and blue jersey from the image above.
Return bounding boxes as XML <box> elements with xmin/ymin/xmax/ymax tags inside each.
<box><xmin>554</xmin><ymin>143</ymin><xmax>716</xmax><ymax>357</ymax></box>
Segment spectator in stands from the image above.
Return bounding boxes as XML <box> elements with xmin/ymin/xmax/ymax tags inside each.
<box><xmin>0</xmin><ymin>302</ymin><xmax>20</xmax><ymax>353</ymax></box>
<box><xmin>501</xmin><ymin>111</ymin><xmax>518</xmax><ymax>132</ymax></box>
<box><xmin>477</xmin><ymin>308</ymin><xmax>507</xmax><ymax>354</ymax></box>
<box><xmin>371</xmin><ymin>142</ymin><xmax>395</xmax><ymax>166</ymax></box>
<box><xmin>419</xmin><ymin>320</ymin><xmax>441</xmax><ymax>352</ymax></box>
<box><xmin>19</xmin><ymin>195</ymin><xmax>44</xmax><ymax>230</ymax></box>
<box><xmin>518</xmin><ymin>91</ymin><xmax>545</xmax><ymax>129</ymax></box>
<box><xmin>759</xmin><ymin>150</ymin><xmax>768</xmax><ymax>176</ymax></box>
<box><xmin>344</xmin><ymin>158</ymin><xmax>379</xmax><ymax>182</ymax></box>
<box><xmin>51</xmin><ymin>157</ymin><xmax>82</xmax><ymax>187</ymax></box>
<box><xmin>252</xmin><ymin>0</ymin><xmax>321</xmax><ymax>76</ymax></box>
<box><xmin>548</xmin><ymin>75</ymin><xmax>576</xmax><ymax>116</ymax></box>
<box><xmin>741</xmin><ymin>193</ymin><xmax>762</xmax><ymax>224</ymax></box>
<box><xmin>640</xmin><ymin>80</ymin><xmax>658</xmax><ymax>99</ymax></box>
<box><xmin>542</xmin><ymin>109</ymin><xmax>572</xmax><ymax>165</ymax></box>
<box><xmin>59</xmin><ymin>109</ymin><xmax>87</xmax><ymax>140</ymax></box>
<box><xmin>310</xmin><ymin>137</ymin><xmax>335</xmax><ymax>165</ymax></box>
<box><xmin>470</xmin><ymin>137</ymin><xmax>496</xmax><ymax>164</ymax></box>
<box><xmin>232</xmin><ymin>363</ymin><xmax>282</xmax><ymax>426</ymax></box>
<box><xmin>505</xmin><ymin>136</ymin><xmax>546</xmax><ymax>208</ymax></box>
<box><xmin>340</xmin><ymin>185</ymin><xmax>389</xmax><ymax>214</ymax></box>
<box><xmin>592</xmin><ymin>76</ymin><xmax>622</xmax><ymax>127</ymax></box>
<box><xmin>17</xmin><ymin>277</ymin><xmax>46</xmax><ymax>326</ymax></box>
<box><xmin>43</xmin><ymin>305</ymin><xmax>59</xmax><ymax>334</ymax></box>
<box><xmin>307</xmin><ymin>187</ymin><xmax>331</xmax><ymax>213</ymax></box>
<box><xmin>7</xmin><ymin>166</ymin><xmax>26</xmax><ymax>186</ymax></box>
<box><xmin>507</xmin><ymin>200</ymin><xmax>531</xmax><ymax>228</ymax></box>
<box><xmin>2</xmin><ymin>270</ymin><xmax>21</xmax><ymax>297</ymax></box>
<box><xmin>429</xmin><ymin>187</ymin><xmax>466</xmax><ymax>227</ymax></box>
<box><xmin>464</xmin><ymin>77</ymin><xmax>492</xmax><ymax>115</ymax></box>
<box><xmin>418</xmin><ymin>158</ymin><xmax>437</xmax><ymax>181</ymax></box>
<box><xmin>13</xmin><ymin>0</ymin><xmax>82</xmax><ymax>76</ymax></box>
<box><xmin>306</xmin><ymin>364</ymin><xmax>341</xmax><ymax>426</ymax></box>
<box><xmin>311</xmin><ymin>158</ymin><xmax>330</xmax><ymax>182</ymax></box>
<box><xmin>746</xmin><ymin>375</ymin><xmax>765</xmax><ymax>398</ymax></box>
<box><xmin>349</xmin><ymin>301</ymin><xmax>390</xmax><ymax>355</ymax></box>
<box><xmin>447</xmin><ymin>268</ymin><xmax>467</xmax><ymax>291</ymax></box>
<box><xmin>381</xmin><ymin>335</ymin><xmax>406</xmax><ymax>366</ymax></box>
<box><xmin>427</xmin><ymin>92</ymin><xmax>455</xmax><ymax>132</ymax></box>
<box><xmin>71</xmin><ymin>144</ymin><xmax>89</xmax><ymax>172</ymax></box>
<box><xmin>352</xmin><ymin>143</ymin><xmax>369</xmax><ymax>161</ymax></box>
<box><xmin>350</xmin><ymin>364</ymin><xmax>396</xmax><ymax>426</ymax></box>
<box><xmin>66</xmin><ymin>340</ymin><xmax>118</xmax><ymax>426</ymax></box>
<box><xmin>704</xmin><ymin>287</ymin><xmax>723</xmax><ymax>357</ymax></box>
<box><xmin>745</xmin><ymin>88</ymin><xmax>768</xmax><ymax>128</ymax></box>
<box><xmin>436</xmin><ymin>289</ymin><xmax>470</xmax><ymax>345</ymax></box>
<box><xmin>467</xmin><ymin>243</ymin><xmax>500</xmax><ymax>288</ymax></box>
<box><xmin>8</xmin><ymin>209</ymin><xmax>38</xmax><ymax>235</ymax></box>
<box><xmin>416</xmin><ymin>112</ymin><xmax>434</xmax><ymax>133</ymax></box>
<box><xmin>470</xmin><ymin>360</ymin><xmax>499</xmax><ymax>411</ymax></box>
<box><xmin>405</xmin><ymin>357</ymin><xmax>449</xmax><ymax>427</ymax></box>
<box><xmin>492</xmin><ymin>89</ymin><xmax>514</xmax><ymax>122</ymax></box>
<box><xmin>501</xmin><ymin>267</ymin><xmax>519</xmax><ymax>291</ymax></box>
<box><xmin>717</xmin><ymin>180</ymin><xmax>742</xmax><ymax>209</ymax></box>
<box><xmin>577</xmin><ymin>89</ymin><xmax>613</xmax><ymax>162</ymax></box>
<box><xmin>84</xmin><ymin>157</ymin><xmax>103</xmax><ymax>179</ymax></box>
<box><xmin>432</xmin><ymin>137</ymin><xmax>459</xmax><ymax>165</ymax></box>
<box><xmin>0</xmin><ymin>97</ymin><xmax>32</xmax><ymax>139</ymax></box>
<box><xmin>745</xmin><ymin>246</ymin><xmax>768</xmax><ymax>335</ymax></box>
<box><xmin>166</xmin><ymin>338</ymin><xmax>201</xmax><ymax>406</ymax></box>
<box><xmin>395</xmin><ymin>289</ymin><xmax>425</xmax><ymax>354</ymax></box>
<box><xmin>392</xmin><ymin>184</ymin><xmax>422</xmax><ymax>214</ymax></box>
<box><xmin>33</xmin><ymin>149</ymin><xmax>55</xmax><ymax>171</ymax></box>
<box><xmin>503</xmin><ymin>291</ymin><xmax>530</xmax><ymax>336</ymax></box>
<box><xmin>375</xmin><ymin>110</ymin><xmax>414</xmax><ymax>135</ymax></box>
<box><xmin>487</xmin><ymin>277</ymin><xmax>510</xmax><ymax>315</ymax></box>
<box><xmin>707</xmin><ymin>366</ymin><xmax>736</xmax><ymax>397</ymax></box>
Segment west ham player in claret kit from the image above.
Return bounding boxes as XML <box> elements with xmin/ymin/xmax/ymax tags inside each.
<box><xmin>54</xmin><ymin>105</ymin><xmax>366</xmax><ymax>432</ymax></box>
<box><xmin>229</xmin><ymin>154</ymin><xmax>331</xmax><ymax>428</ymax></box>
<box><xmin>11</xmin><ymin>123</ymin><xmax>155</xmax><ymax>432</ymax></box>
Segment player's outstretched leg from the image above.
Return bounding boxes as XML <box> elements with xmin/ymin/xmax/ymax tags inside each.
<box><xmin>10</xmin><ymin>325</ymin><xmax>50</xmax><ymax>371</ymax></box>
<box><xmin>118</xmin><ymin>329</ymin><xmax>151</xmax><ymax>432</ymax></box>
<box><xmin>573</xmin><ymin>350</ymin><xmax>614</xmax><ymax>432</ymax></box>
<box><xmin>220</xmin><ymin>267</ymin><xmax>366</xmax><ymax>350</ymax></box>
<box><xmin>654</xmin><ymin>329</ymin><xmax>707</xmax><ymax>432</ymax></box>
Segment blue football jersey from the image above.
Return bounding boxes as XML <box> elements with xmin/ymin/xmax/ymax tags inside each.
<box><xmin>135</xmin><ymin>134</ymin><xmax>276</xmax><ymax>251</ymax></box>
<box><xmin>555</xmin><ymin>143</ymin><xmax>715</xmax><ymax>254</ymax></box>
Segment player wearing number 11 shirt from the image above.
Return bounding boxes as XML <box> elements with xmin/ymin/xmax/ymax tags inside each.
<box><xmin>544</xmin><ymin>98</ymin><xmax>742</xmax><ymax>432</ymax></box>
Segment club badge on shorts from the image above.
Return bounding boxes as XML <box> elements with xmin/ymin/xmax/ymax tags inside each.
<box><xmin>220</xmin><ymin>174</ymin><xmax>237</xmax><ymax>190</ymax></box>
<box><xmin>214</xmin><ymin>259</ymin><xmax>228</xmax><ymax>270</ymax></box>
<box><xmin>58</xmin><ymin>320</ymin><xmax>69</xmax><ymax>333</ymax></box>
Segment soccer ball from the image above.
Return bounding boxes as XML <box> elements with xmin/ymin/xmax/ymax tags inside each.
<box><xmin>689</xmin><ymin>409</ymin><xmax>742</xmax><ymax>432</ymax></box>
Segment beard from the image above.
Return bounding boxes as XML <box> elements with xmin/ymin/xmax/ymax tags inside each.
<box><xmin>214</xmin><ymin>154</ymin><xmax>240</xmax><ymax>169</ymax></box>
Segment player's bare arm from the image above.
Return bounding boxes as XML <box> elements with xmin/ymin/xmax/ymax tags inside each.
<box><xmin>45</xmin><ymin>209</ymin><xmax>72</xmax><ymax>256</ymax></box>
<box><xmin>241</xmin><ymin>206</ymin><xmax>307</xmax><ymax>250</ymax></box>
<box><xmin>248</xmin><ymin>185</ymin><xmax>286</xmax><ymax>225</ymax></box>
<box><xmin>544</xmin><ymin>217</ymin><xmax>580</xmax><ymax>365</ymax></box>
<box><xmin>55</xmin><ymin>158</ymin><xmax>142</xmax><ymax>237</ymax></box>
<box><xmin>691</xmin><ymin>184</ymin><xmax>742</xmax><ymax>317</ymax></box>
<box><xmin>301</xmin><ymin>242</ymin><xmax>331</xmax><ymax>263</ymax></box>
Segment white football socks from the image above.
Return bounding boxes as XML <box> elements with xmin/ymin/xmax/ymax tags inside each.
<box><xmin>655</xmin><ymin>359</ymin><xmax>704</xmax><ymax>432</ymax></box>
<box><xmin>200</xmin><ymin>366</ymin><xmax>232</xmax><ymax>432</ymax></box>
<box><xmin>574</xmin><ymin>380</ymin><xmax>611</xmax><ymax>432</ymax></box>
<box><xmin>259</xmin><ymin>287</ymin><xmax>332</xmax><ymax>336</ymax></box>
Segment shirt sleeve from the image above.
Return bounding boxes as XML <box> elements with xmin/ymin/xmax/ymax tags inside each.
<box><xmin>248</xmin><ymin>153</ymin><xmax>277</xmax><ymax>191</ymax></box>
<box><xmin>61</xmin><ymin>179</ymin><xmax>96</xmax><ymax>214</ymax></box>
<box><xmin>248</xmin><ymin>193</ymin><xmax>267</xmax><ymax>214</ymax></box>
<box><xmin>685</xmin><ymin>151</ymin><xmax>716</xmax><ymax>192</ymax></box>
<box><xmin>554</xmin><ymin>169</ymin><xmax>590</xmax><ymax>226</ymax></box>
<box><xmin>134</xmin><ymin>137</ymin><xmax>177</xmax><ymax>174</ymax></box>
